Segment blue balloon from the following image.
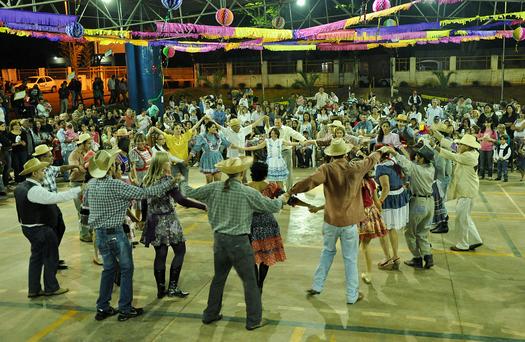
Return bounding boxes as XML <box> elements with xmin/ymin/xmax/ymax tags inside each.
<box><xmin>161</xmin><ymin>0</ymin><xmax>183</xmax><ymax>10</ymax></box>
<box><xmin>65</xmin><ymin>22</ymin><xmax>84</xmax><ymax>38</ymax></box>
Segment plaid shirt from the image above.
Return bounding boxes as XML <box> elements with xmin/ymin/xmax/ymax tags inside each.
<box><xmin>43</xmin><ymin>166</ymin><xmax>60</xmax><ymax>193</ymax></box>
<box><xmin>84</xmin><ymin>175</ymin><xmax>173</xmax><ymax>230</ymax></box>
<box><xmin>181</xmin><ymin>179</ymin><xmax>283</xmax><ymax>235</ymax></box>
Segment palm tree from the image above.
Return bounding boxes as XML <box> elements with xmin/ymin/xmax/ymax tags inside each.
<box><xmin>198</xmin><ymin>70</ymin><xmax>225</xmax><ymax>95</ymax></box>
<box><xmin>292</xmin><ymin>71</ymin><xmax>320</xmax><ymax>96</ymax></box>
<box><xmin>432</xmin><ymin>71</ymin><xmax>456</xmax><ymax>88</ymax></box>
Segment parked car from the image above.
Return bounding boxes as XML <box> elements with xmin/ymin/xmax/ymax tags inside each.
<box><xmin>358</xmin><ymin>75</ymin><xmax>390</xmax><ymax>87</ymax></box>
<box><xmin>417</xmin><ymin>60</ymin><xmax>444</xmax><ymax>71</ymax></box>
<box><xmin>15</xmin><ymin>76</ymin><xmax>57</xmax><ymax>93</ymax></box>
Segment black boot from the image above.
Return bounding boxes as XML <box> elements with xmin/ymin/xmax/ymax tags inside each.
<box><xmin>423</xmin><ymin>255</ymin><xmax>434</xmax><ymax>269</ymax></box>
<box><xmin>431</xmin><ymin>223</ymin><xmax>449</xmax><ymax>234</ymax></box>
<box><xmin>167</xmin><ymin>281</ymin><xmax>189</xmax><ymax>298</ymax></box>
<box><xmin>404</xmin><ymin>257</ymin><xmax>423</xmax><ymax>268</ymax></box>
<box><xmin>154</xmin><ymin>269</ymin><xmax>166</xmax><ymax>299</ymax></box>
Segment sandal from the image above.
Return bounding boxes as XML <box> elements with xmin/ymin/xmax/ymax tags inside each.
<box><xmin>391</xmin><ymin>257</ymin><xmax>401</xmax><ymax>270</ymax></box>
<box><xmin>377</xmin><ymin>258</ymin><xmax>391</xmax><ymax>267</ymax></box>
<box><xmin>361</xmin><ymin>273</ymin><xmax>371</xmax><ymax>284</ymax></box>
<box><xmin>93</xmin><ymin>257</ymin><xmax>103</xmax><ymax>266</ymax></box>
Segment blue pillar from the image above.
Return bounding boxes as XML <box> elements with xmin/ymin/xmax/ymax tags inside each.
<box><xmin>125</xmin><ymin>44</ymin><xmax>164</xmax><ymax>115</ymax></box>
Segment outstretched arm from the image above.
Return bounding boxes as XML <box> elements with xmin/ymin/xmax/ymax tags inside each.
<box><xmin>241</xmin><ymin>140</ymin><xmax>266</xmax><ymax>151</ymax></box>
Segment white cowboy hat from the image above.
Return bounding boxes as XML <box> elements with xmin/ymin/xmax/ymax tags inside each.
<box><xmin>88</xmin><ymin>148</ymin><xmax>121</xmax><ymax>178</ymax></box>
<box><xmin>115</xmin><ymin>128</ymin><xmax>130</xmax><ymax>137</ymax></box>
<box><xmin>328</xmin><ymin>120</ymin><xmax>345</xmax><ymax>130</ymax></box>
<box><xmin>32</xmin><ymin>144</ymin><xmax>52</xmax><ymax>157</ymax></box>
<box><xmin>77</xmin><ymin>133</ymin><xmax>91</xmax><ymax>145</ymax></box>
<box><xmin>215</xmin><ymin>156</ymin><xmax>253</xmax><ymax>175</ymax></box>
<box><xmin>324</xmin><ymin>138</ymin><xmax>352</xmax><ymax>157</ymax></box>
<box><xmin>20</xmin><ymin>158</ymin><xmax>49</xmax><ymax>176</ymax></box>
<box><xmin>458</xmin><ymin>134</ymin><xmax>480</xmax><ymax>149</ymax></box>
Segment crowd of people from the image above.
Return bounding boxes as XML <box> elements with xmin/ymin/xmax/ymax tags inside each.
<box><xmin>8</xmin><ymin>84</ymin><xmax>525</xmax><ymax>329</ymax></box>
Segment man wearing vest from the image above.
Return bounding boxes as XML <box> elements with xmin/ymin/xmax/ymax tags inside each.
<box><xmin>15</xmin><ymin>158</ymin><xmax>81</xmax><ymax>298</ymax></box>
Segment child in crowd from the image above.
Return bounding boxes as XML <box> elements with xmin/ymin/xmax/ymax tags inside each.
<box><xmin>494</xmin><ymin>135</ymin><xmax>511</xmax><ymax>182</ymax></box>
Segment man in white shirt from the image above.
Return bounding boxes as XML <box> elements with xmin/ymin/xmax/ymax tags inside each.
<box><xmin>216</xmin><ymin>116</ymin><xmax>267</xmax><ymax>158</ymax></box>
<box><xmin>314</xmin><ymin>87</ymin><xmax>329</xmax><ymax>109</ymax></box>
<box><xmin>237</xmin><ymin>106</ymin><xmax>251</xmax><ymax>126</ymax></box>
<box><xmin>239</xmin><ymin>94</ymin><xmax>249</xmax><ymax>108</ymax></box>
<box><xmin>426</xmin><ymin>99</ymin><xmax>444</xmax><ymax>127</ymax></box>
<box><xmin>15</xmin><ymin>158</ymin><xmax>81</xmax><ymax>298</ymax></box>
<box><xmin>136</xmin><ymin>110</ymin><xmax>152</xmax><ymax>135</ymax></box>
<box><xmin>250</xmin><ymin>104</ymin><xmax>265</xmax><ymax>134</ymax></box>
<box><xmin>268</xmin><ymin>116</ymin><xmax>307</xmax><ymax>189</ymax></box>
<box><xmin>36</xmin><ymin>99</ymin><xmax>51</xmax><ymax>118</ymax></box>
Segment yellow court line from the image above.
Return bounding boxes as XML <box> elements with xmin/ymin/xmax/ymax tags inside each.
<box><xmin>290</xmin><ymin>327</ymin><xmax>306</xmax><ymax>342</ymax></box>
<box><xmin>27</xmin><ymin>310</ymin><xmax>78</xmax><ymax>342</ymax></box>
<box><xmin>497</xmin><ymin>184</ymin><xmax>525</xmax><ymax>218</ymax></box>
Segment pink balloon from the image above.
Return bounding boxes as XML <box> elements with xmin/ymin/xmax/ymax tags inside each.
<box><xmin>372</xmin><ymin>0</ymin><xmax>391</xmax><ymax>12</ymax></box>
<box><xmin>168</xmin><ymin>47</ymin><xmax>176</xmax><ymax>58</ymax></box>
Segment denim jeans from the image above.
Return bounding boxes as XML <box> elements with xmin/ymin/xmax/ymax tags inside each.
<box><xmin>497</xmin><ymin>160</ymin><xmax>508</xmax><ymax>180</ymax></box>
<box><xmin>171</xmin><ymin>162</ymin><xmax>189</xmax><ymax>181</ymax></box>
<box><xmin>478</xmin><ymin>150</ymin><xmax>494</xmax><ymax>178</ymax></box>
<box><xmin>312</xmin><ymin>222</ymin><xmax>359</xmax><ymax>303</ymax></box>
<box><xmin>22</xmin><ymin>226</ymin><xmax>59</xmax><ymax>293</ymax></box>
<box><xmin>96</xmin><ymin>227</ymin><xmax>134</xmax><ymax>314</ymax></box>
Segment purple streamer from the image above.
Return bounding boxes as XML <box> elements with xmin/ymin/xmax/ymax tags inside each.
<box><xmin>156</xmin><ymin>22</ymin><xmax>236</xmax><ymax>37</ymax></box>
<box><xmin>293</xmin><ymin>19</ymin><xmax>347</xmax><ymax>39</ymax></box>
<box><xmin>5</xmin><ymin>22</ymin><xmax>66</xmax><ymax>33</ymax></box>
<box><xmin>356</xmin><ymin>22</ymin><xmax>439</xmax><ymax>35</ymax></box>
<box><xmin>0</xmin><ymin>9</ymin><xmax>76</xmax><ymax>26</ymax></box>
<box><xmin>132</xmin><ymin>31</ymin><xmax>199</xmax><ymax>39</ymax></box>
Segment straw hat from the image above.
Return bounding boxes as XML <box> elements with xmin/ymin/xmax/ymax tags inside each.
<box><xmin>115</xmin><ymin>128</ymin><xmax>130</xmax><ymax>137</ymax></box>
<box><xmin>32</xmin><ymin>144</ymin><xmax>52</xmax><ymax>157</ymax></box>
<box><xmin>458</xmin><ymin>134</ymin><xmax>480</xmax><ymax>149</ymax></box>
<box><xmin>215</xmin><ymin>156</ymin><xmax>253</xmax><ymax>175</ymax></box>
<box><xmin>324</xmin><ymin>138</ymin><xmax>352</xmax><ymax>157</ymax></box>
<box><xmin>88</xmin><ymin>148</ymin><xmax>121</xmax><ymax>178</ymax></box>
<box><xmin>328</xmin><ymin>120</ymin><xmax>345</xmax><ymax>130</ymax></box>
<box><xmin>396</xmin><ymin>114</ymin><xmax>408</xmax><ymax>122</ymax></box>
<box><xmin>77</xmin><ymin>133</ymin><xmax>91</xmax><ymax>145</ymax></box>
<box><xmin>20</xmin><ymin>158</ymin><xmax>49</xmax><ymax>176</ymax></box>
<box><xmin>229</xmin><ymin>118</ymin><xmax>241</xmax><ymax>127</ymax></box>
<box><xmin>433</xmin><ymin>122</ymin><xmax>453</xmax><ymax>135</ymax></box>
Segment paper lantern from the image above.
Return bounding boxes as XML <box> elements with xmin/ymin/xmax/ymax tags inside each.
<box><xmin>216</xmin><ymin>8</ymin><xmax>234</xmax><ymax>27</ymax></box>
<box><xmin>162</xmin><ymin>46</ymin><xmax>170</xmax><ymax>57</ymax></box>
<box><xmin>272</xmin><ymin>16</ymin><xmax>286</xmax><ymax>29</ymax></box>
<box><xmin>384</xmin><ymin>18</ymin><xmax>398</xmax><ymax>27</ymax></box>
<box><xmin>372</xmin><ymin>0</ymin><xmax>391</xmax><ymax>12</ymax></box>
<box><xmin>161</xmin><ymin>0</ymin><xmax>183</xmax><ymax>11</ymax></box>
<box><xmin>513</xmin><ymin>27</ymin><xmax>525</xmax><ymax>42</ymax></box>
<box><xmin>65</xmin><ymin>22</ymin><xmax>84</xmax><ymax>38</ymax></box>
<box><xmin>167</xmin><ymin>47</ymin><xmax>175</xmax><ymax>58</ymax></box>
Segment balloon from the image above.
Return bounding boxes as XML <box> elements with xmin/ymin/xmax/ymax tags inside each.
<box><xmin>65</xmin><ymin>22</ymin><xmax>84</xmax><ymax>38</ymax></box>
<box><xmin>161</xmin><ymin>0</ymin><xmax>183</xmax><ymax>11</ymax></box>
<box><xmin>162</xmin><ymin>46</ymin><xmax>170</xmax><ymax>57</ymax></box>
<box><xmin>384</xmin><ymin>18</ymin><xmax>398</xmax><ymax>27</ymax></box>
<box><xmin>272</xmin><ymin>16</ymin><xmax>286</xmax><ymax>29</ymax></box>
<box><xmin>372</xmin><ymin>0</ymin><xmax>391</xmax><ymax>12</ymax></box>
<box><xmin>513</xmin><ymin>27</ymin><xmax>525</xmax><ymax>42</ymax></box>
<box><xmin>215</xmin><ymin>8</ymin><xmax>234</xmax><ymax>27</ymax></box>
<box><xmin>167</xmin><ymin>47</ymin><xmax>175</xmax><ymax>58</ymax></box>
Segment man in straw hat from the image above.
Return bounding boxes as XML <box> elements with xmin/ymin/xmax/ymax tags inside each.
<box><xmin>15</xmin><ymin>158</ymin><xmax>82</xmax><ymax>298</ymax></box>
<box><xmin>385</xmin><ymin>143</ymin><xmax>436</xmax><ymax>269</ymax></box>
<box><xmin>431</xmin><ymin>130</ymin><xmax>483</xmax><ymax>252</ymax></box>
<box><xmin>288</xmin><ymin>139</ymin><xmax>391</xmax><ymax>304</ymax></box>
<box><xmin>180</xmin><ymin>156</ymin><xmax>290</xmax><ymax>330</ymax></box>
<box><xmin>68</xmin><ymin>133</ymin><xmax>92</xmax><ymax>242</ymax></box>
<box><xmin>33</xmin><ymin>144</ymin><xmax>81</xmax><ymax>269</ymax></box>
<box><xmin>84</xmin><ymin>149</ymin><xmax>178</xmax><ymax>322</ymax></box>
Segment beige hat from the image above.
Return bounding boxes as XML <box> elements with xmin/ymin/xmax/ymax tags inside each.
<box><xmin>88</xmin><ymin>148</ymin><xmax>121</xmax><ymax>178</ymax></box>
<box><xmin>324</xmin><ymin>138</ymin><xmax>352</xmax><ymax>156</ymax></box>
<box><xmin>396</xmin><ymin>114</ymin><xmax>408</xmax><ymax>122</ymax></box>
<box><xmin>215</xmin><ymin>156</ymin><xmax>253</xmax><ymax>175</ymax></box>
<box><xmin>32</xmin><ymin>144</ymin><xmax>52</xmax><ymax>157</ymax></box>
<box><xmin>229</xmin><ymin>118</ymin><xmax>241</xmax><ymax>127</ymax></box>
<box><xmin>328</xmin><ymin>120</ymin><xmax>345</xmax><ymax>130</ymax></box>
<box><xmin>115</xmin><ymin>128</ymin><xmax>130</xmax><ymax>137</ymax></box>
<box><xmin>20</xmin><ymin>158</ymin><xmax>49</xmax><ymax>176</ymax></box>
<box><xmin>77</xmin><ymin>133</ymin><xmax>91</xmax><ymax>145</ymax></box>
<box><xmin>434</xmin><ymin>122</ymin><xmax>453</xmax><ymax>135</ymax></box>
<box><xmin>458</xmin><ymin>134</ymin><xmax>480</xmax><ymax>149</ymax></box>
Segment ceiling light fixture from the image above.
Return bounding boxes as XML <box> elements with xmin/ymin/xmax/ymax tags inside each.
<box><xmin>297</xmin><ymin>0</ymin><xmax>306</xmax><ymax>7</ymax></box>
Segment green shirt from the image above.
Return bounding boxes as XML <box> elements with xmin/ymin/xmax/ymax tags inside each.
<box><xmin>181</xmin><ymin>179</ymin><xmax>283</xmax><ymax>235</ymax></box>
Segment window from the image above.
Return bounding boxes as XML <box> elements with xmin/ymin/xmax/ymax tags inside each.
<box><xmin>500</xmin><ymin>55</ymin><xmax>525</xmax><ymax>69</ymax></box>
<box><xmin>304</xmin><ymin>60</ymin><xmax>333</xmax><ymax>73</ymax></box>
<box><xmin>395</xmin><ymin>58</ymin><xmax>409</xmax><ymax>71</ymax></box>
<box><xmin>457</xmin><ymin>56</ymin><xmax>490</xmax><ymax>70</ymax></box>
<box><xmin>232</xmin><ymin>62</ymin><xmax>261</xmax><ymax>75</ymax></box>
<box><xmin>37</xmin><ymin>78</ymin><xmax>45</xmax><ymax>83</ymax></box>
<box><xmin>416</xmin><ymin>57</ymin><xmax>449</xmax><ymax>71</ymax></box>
<box><xmin>198</xmin><ymin>63</ymin><xmax>226</xmax><ymax>76</ymax></box>
<box><xmin>268</xmin><ymin>61</ymin><xmax>296</xmax><ymax>74</ymax></box>
<box><xmin>340</xmin><ymin>60</ymin><xmax>355</xmax><ymax>73</ymax></box>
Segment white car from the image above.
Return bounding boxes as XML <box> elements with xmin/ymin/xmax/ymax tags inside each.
<box><xmin>15</xmin><ymin>76</ymin><xmax>57</xmax><ymax>93</ymax></box>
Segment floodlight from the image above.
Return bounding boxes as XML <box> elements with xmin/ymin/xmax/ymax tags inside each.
<box><xmin>297</xmin><ymin>0</ymin><xmax>306</xmax><ymax>7</ymax></box>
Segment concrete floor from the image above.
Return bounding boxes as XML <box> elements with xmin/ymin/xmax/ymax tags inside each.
<box><xmin>0</xmin><ymin>168</ymin><xmax>524</xmax><ymax>342</ymax></box>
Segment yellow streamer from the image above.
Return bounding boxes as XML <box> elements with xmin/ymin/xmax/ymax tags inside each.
<box><xmin>441</xmin><ymin>11</ymin><xmax>525</xmax><ymax>26</ymax></box>
<box><xmin>84</xmin><ymin>29</ymin><xmax>131</xmax><ymax>39</ymax></box>
<box><xmin>344</xmin><ymin>1</ymin><xmax>416</xmax><ymax>28</ymax></box>
<box><xmin>264</xmin><ymin>44</ymin><xmax>316</xmax><ymax>51</ymax></box>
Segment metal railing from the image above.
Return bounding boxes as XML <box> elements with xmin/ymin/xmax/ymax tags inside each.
<box><xmin>457</xmin><ymin>56</ymin><xmax>491</xmax><ymax>70</ymax></box>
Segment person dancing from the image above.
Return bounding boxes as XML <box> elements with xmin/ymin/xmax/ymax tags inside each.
<box><xmin>141</xmin><ymin>152</ymin><xmax>206</xmax><ymax>299</ymax></box>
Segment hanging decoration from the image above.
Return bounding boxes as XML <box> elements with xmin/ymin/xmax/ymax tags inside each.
<box><xmin>513</xmin><ymin>27</ymin><xmax>525</xmax><ymax>41</ymax></box>
<box><xmin>161</xmin><ymin>0</ymin><xmax>183</xmax><ymax>11</ymax></box>
<box><xmin>65</xmin><ymin>22</ymin><xmax>84</xmax><ymax>38</ymax></box>
<box><xmin>384</xmin><ymin>19</ymin><xmax>398</xmax><ymax>27</ymax></box>
<box><xmin>0</xmin><ymin>9</ymin><xmax>77</xmax><ymax>26</ymax></box>
<box><xmin>372</xmin><ymin>0</ymin><xmax>391</xmax><ymax>13</ymax></box>
<box><xmin>215</xmin><ymin>8</ymin><xmax>234</xmax><ymax>26</ymax></box>
<box><xmin>272</xmin><ymin>16</ymin><xmax>286</xmax><ymax>29</ymax></box>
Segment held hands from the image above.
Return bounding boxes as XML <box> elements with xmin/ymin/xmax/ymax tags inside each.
<box><xmin>378</xmin><ymin>146</ymin><xmax>395</xmax><ymax>155</ymax></box>
<box><xmin>308</xmin><ymin>205</ymin><xmax>323</xmax><ymax>213</ymax></box>
<box><xmin>279</xmin><ymin>192</ymin><xmax>290</xmax><ymax>204</ymax></box>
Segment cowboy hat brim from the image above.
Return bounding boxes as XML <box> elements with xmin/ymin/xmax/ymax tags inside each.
<box><xmin>215</xmin><ymin>156</ymin><xmax>253</xmax><ymax>175</ymax></box>
<box><xmin>20</xmin><ymin>161</ymin><xmax>49</xmax><ymax>176</ymax></box>
<box><xmin>32</xmin><ymin>145</ymin><xmax>52</xmax><ymax>157</ymax></box>
<box><xmin>324</xmin><ymin>143</ymin><xmax>352</xmax><ymax>156</ymax></box>
<box><xmin>88</xmin><ymin>149</ymin><xmax>121</xmax><ymax>178</ymax></box>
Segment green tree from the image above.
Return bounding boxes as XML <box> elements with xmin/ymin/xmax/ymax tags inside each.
<box><xmin>198</xmin><ymin>70</ymin><xmax>225</xmax><ymax>95</ymax></box>
<box><xmin>432</xmin><ymin>71</ymin><xmax>456</xmax><ymax>88</ymax></box>
<box><xmin>291</xmin><ymin>71</ymin><xmax>320</xmax><ymax>96</ymax></box>
<box><xmin>245</xmin><ymin>1</ymin><xmax>280</xmax><ymax>27</ymax></box>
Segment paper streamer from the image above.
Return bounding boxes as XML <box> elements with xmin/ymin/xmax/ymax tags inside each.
<box><xmin>0</xmin><ymin>9</ymin><xmax>76</xmax><ymax>26</ymax></box>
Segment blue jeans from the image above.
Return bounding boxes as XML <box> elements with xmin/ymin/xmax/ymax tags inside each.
<box><xmin>312</xmin><ymin>222</ymin><xmax>359</xmax><ymax>303</ymax></box>
<box><xmin>497</xmin><ymin>159</ymin><xmax>508</xmax><ymax>180</ymax></box>
<box><xmin>96</xmin><ymin>227</ymin><xmax>134</xmax><ymax>313</ymax></box>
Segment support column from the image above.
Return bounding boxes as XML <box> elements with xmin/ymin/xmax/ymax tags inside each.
<box><xmin>449</xmin><ymin>56</ymin><xmax>457</xmax><ymax>71</ymax></box>
<box><xmin>125</xmin><ymin>43</ymin><xmax>164</xmax><ymax>115</ymax></box>
<box><xmin>261</xmin><ymin>60</ymin><xmax>268</xmax><ymax>88</ymax></box>
<box><xmin>333</xmin><ymin>59</ymin><xmax>340</xmax><ymax>86</ymax></box>
<box><xmin>490</xmin><ymin>55</ymin><xmax>499</xmax><ymax>86</ymax></box>
<box><xmin>226</xmin><ymin>62</ymin><xmax>233</xmax><ymax>87</ymax></box>
<box><xmin>297</xmin><ymin>60</ymin><xmax>303</xmax><ymax>73</ymax></box>
<box><xmin>409</xmin><ymin>57</ymin><xmax>416</xmax><ymax>85</ymax></box>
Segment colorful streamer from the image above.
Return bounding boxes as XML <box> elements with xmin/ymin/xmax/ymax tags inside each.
<box><xmin>0</xmin><ymin>9</ymin><xmax>76</xmax><ymax>26</ymax></box>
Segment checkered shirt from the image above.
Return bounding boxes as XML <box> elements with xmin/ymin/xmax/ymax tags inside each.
<box><xmin>84</xmin><ymin>175</ymin><xmax>173</xmax><ymax>230</ymax></box>
<box><xmin>43</xmin><ymin>166</ymin><xmax>60</xmax><ymax>193</ymax></box>
<box><xmin>181</xmin><ymin>179</ymin><xmax>283</xmax><ymax>235</ymax></box>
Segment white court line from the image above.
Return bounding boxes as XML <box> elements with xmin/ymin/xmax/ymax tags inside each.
<box><xmin>236</xmin><ymin>303</ymin><xmax>246</xmax><ymax>307</ymax></box>
<box><xmin>319</xmin><ymin>309</ymin><xmax>347</xmax><ymax>315</ymax></box>
<box><xmin>501</xmin><ymin>329</ymin><xmax>525</xmax><ymax>338</ymax></box>
<box><xmin>0</xmin><ymin>289</ymin><xmax>7</xmax><ymax>293</ymax></box>
<box><xmin>406</xmin><ymin>315</ymin><xmax>437</xmax><ymax>322</ymax></box>
<box><xmin>451</xmin><ymin>320</ymin><xmax>483</xmax><ymax>329</ymax></box>
<box><xmin>497</xmin><ymin>184</ymin><xmax>525</xmax><ymax>218</ymax></box>
<box><xmin>277</xmin><ymin>306</ymin><xmax>305</xmax><ymax>312</ymax></box>
<box><xmin>361</xmin><ymin>311</ymin><xmax>391</xmax><ymax>317</ymax></box>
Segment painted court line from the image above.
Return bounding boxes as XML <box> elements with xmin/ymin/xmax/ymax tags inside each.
<box><xmin>27</xmin><ymin>310</ymin><xmax>78</xmax><ymax>342</ymax></box>
<box><xmin>361</xmin><ymin>311</ymin><xmax>391</xmax><ymax>317</ymax></box>
<box><xmin>406</xmin><ymin>315</ymin><xmax>437</xmax><ymax>323</ymax></box>
<box><xmin>319</xmin><ymin>309</ymin><xmax>347</xmax><ymax>315</ymax></box>
<box><xmin>290</xmin><ymin>327</ymin><xmax>306</xmax><ymax>342</ymax></box>
<box><xmin>278</xmin><ymin>305</ymin><xmax>305</xmax><ymax>312</ymax></box>
<box><xmin>497</xmin><ymin>185</ymin><xmax>525</xmax><ymax>218</ymax></box>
